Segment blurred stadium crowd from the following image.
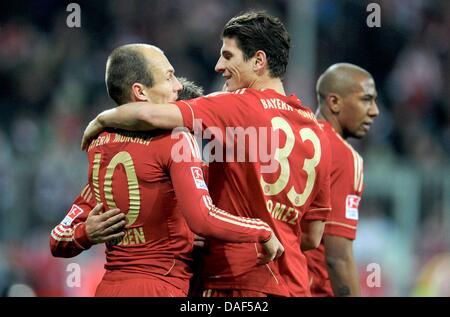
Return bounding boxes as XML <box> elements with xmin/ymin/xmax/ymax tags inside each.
<box><xmin>0</xmin><ymin>0</ymin><xmax>449</xmax><ymax>296</ymax></box>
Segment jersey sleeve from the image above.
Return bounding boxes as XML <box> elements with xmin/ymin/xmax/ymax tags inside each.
<box><xmin>323</xmin><ymin>145</ymin><xmax>363</xmax><ymax>240</ymax></box>
<box><xmin>49</xmin><ymin>184</ymin><xmax>96</xmax><ymax>258</ymax></box>
<box><xmin>303</xmin><ymin>132</ymin><xmax>332</xmax><ymax>221</ymax></box>
<box><xmin>166</xmin><ymin>131</ymin><xmax>272</xmax><ymax>243</ymax></box>
<box><xmin>173</xmin><ymin>92</ymin><xmax>242</xmax><ymax>131</ymax></box>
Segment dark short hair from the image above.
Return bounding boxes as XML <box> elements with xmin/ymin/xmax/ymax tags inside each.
<box><xmin>222</xmin><ymin>11</ymin><xmax>290</xmax><ymax>78</ymax></box>
<box><xmin>106</xmin><ymin>45</ymin><xmax>154</xmax><ymax>104</ymax></box>
<box><xmin>177</xmin><ymin>77</ymin><xmax>204</xmax><ymax>100</ymax></box>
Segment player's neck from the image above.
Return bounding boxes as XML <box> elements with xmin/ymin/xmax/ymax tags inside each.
<box><xmin>251</xmin><ymin>77</ymin><xmax>286</xmax><ymax>96</ymax></box>
<box><xmin>316</xmin><ymin>108</ymin><xmax>344</xmax><ymax>137</ymax></box>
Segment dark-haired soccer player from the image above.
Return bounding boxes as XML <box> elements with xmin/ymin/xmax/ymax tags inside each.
<box><xmin>81</xmin><ymin>12</ymin><xmax>332</xmax><ymax>297</ymax></box>
<box><xmin>305</xmin><ymin>63</ymin><xmax>379</xmax><ymax>296</ymax></box>
<box><xmin>50</xmin><ymin>44</ymin><xmax>283</xmax><ymax>297</ymax></box>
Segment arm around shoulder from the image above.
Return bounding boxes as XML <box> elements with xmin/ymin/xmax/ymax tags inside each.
<box><xmin>97</xmin><ymin>102</ymin><xmax>184</xmax><ymax>131</ymax></box>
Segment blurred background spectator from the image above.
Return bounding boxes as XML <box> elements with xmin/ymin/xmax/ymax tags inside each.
<box><xmin>0</xmin><ymin>0</ymin><xmax>448</xmax><ymax>296</ymax></box>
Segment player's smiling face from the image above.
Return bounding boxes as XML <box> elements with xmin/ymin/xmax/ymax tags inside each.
<box><xmin>339</xmin><ymin>76</ymin><xmax>379</xmax><ymax>138</ymax></box>
<box><xmin>215</xmin><ymin>37</ymin><xmax>256</xmax><ymax>92</ymax></box>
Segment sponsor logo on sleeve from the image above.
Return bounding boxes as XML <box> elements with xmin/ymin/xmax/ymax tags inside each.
<box><xmin>61</xmin><ymin>204</ymin><xmax>84</xmax><ymax>226</ymax></box>
<box><xmin>345</xmin><ymin>195</ymin><xmax>360</xmax><ymax>220</ymax></box>
<box><xmin>191</xmin><ymin>166</ymin><xmax>208</xmax><ymax>190</ymax></box>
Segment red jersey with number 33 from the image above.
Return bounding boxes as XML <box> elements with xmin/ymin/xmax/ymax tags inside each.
<box><xmin>174</xmin><ymin>88</ymin><xmax>331</xmax><ymax>296</ymax></box>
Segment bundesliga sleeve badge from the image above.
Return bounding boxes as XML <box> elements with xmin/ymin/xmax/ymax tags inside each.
<box><xmin>61</xmin><ymin>204</ymin><xmax>84</xmax><ymax>226</ymax></box>
<box><xmin>345</xmin><ymin>195</ymin><xmax>360</xmax><ymax>220</ymax></box>
<box><xmin>191</xmin><ymin>166</ymin><xmax>208</xmax><ymax>190</ymax></box>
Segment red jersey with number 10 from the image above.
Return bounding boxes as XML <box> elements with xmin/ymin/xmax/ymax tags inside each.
<box><xmin>50</xmin><ymin>129</ymin><xmax>273</xmax><ymax>295</ymax></box>
<box><xmin>174</xmin><ymin>88</ymin><xmax>331</xmax><ymax>296</ymax></box>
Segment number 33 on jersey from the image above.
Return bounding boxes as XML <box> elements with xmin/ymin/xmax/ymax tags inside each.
<box><xmin>260</xmin><ymin>115</ymin><xmax>331</xmax><ymax>227</ymax></box>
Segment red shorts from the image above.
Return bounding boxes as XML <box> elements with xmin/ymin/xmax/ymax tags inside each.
<box><xmin>95</xmin><ymin>271</ymin><xmax>187</xmax><ymax>297</ymax></box>
<box><xmin>202</xmin><ymin>289</ymin><xmax>268</xmax><ymax>297</ymax></box>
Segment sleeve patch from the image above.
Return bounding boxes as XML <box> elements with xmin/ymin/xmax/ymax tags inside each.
<box><xmin>345</xmin><ymin>195</ymin><xmax>360</xmax><ymax>220</ymax></box>
<box><xmin>191</xmin><ymin>166</ymin><xmax>208</xmax><ymax>190</ymax></box>
<box><xmin>61</xmin><ymin>204</ymin><xmax>84</xmax><ymax>226</ymax></box>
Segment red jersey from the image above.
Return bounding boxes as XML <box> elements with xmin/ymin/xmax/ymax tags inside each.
<box><xmin>174</xmin><ymin>88</ymin><xmax>331</xmax><ymax>296</ymax></box>
<box><xmin>50</xmin><ymin>129</ymin><xmax>273</xmax><ymax>295</ymax></box>
<box><xmin>306</xmin><ymin>120</ymin><xmax>364</xmax><ymax>296</ymax></box>
<box><xmin>50</xmin><ymin>184</ymin><xmax>97</xmax><ymax>257</ymax></box>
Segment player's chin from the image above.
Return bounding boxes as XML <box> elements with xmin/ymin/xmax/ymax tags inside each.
<box><xmin>225</xmin><ymin>83</ymin><xmax>236</xmax><ymax>92</ymax></box>
<box><xmin>354</xmin><ymin>129</ymin><xmax>367</xmax><ymax>139</ymax></box>
<box><xmin>226</xmin><ymin>80</ymin><xmax>242</xmax><ymax>92</ymax></box>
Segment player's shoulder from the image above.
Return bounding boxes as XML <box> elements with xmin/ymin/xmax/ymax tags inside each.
<box><xmin>86</xmin><ymin>130</ymin><xmax>115</xmax><ymax>152</ymax></box>
<box><xmin>182</xmin><ymin>89</ymin><xmax>251</xmax><ymax>107</ymax></box>
<box><xmin>185</xmin><ymin>88</ymin><xmax>260</xmax><ymax>113</ymax></box>
<box><xmin>204</xmin><ymin>88</ymin><xmax>258</xmax><ymax>100</ymax></box>
<box><xmin>110</xmin><ymin>129</ymin><xmax>159</xmax><ymax>146</ymax></box>
<box><xmin>330</xmin><ymin>129</ymin><xmax>360</xmax><ymax>160</ymax></box>
<box><xmin>147</xmin><ymin>129</ymin><xmax>191</xmax><ymax>152</ymax></box>
<box><xmin>319</xmin><ymin>121</ymin><xmax>363</xmax><ymax>167</ymax></box>
<box><xmin>164</xmin><ymin>129</ymin><xmax>203</xmax><ymax>163</ymax></box>
<box><xmin>155</xmin><ymin>128</ymin><xmax>198</xmax><ymax>150</ymax></box>
<box><xmin>167</xmin><ymin>129</ymin><xmax>196</xmax><ymax>141</ymax></box>
<box><xmin>88</xmin><ymin>129</ymin><xmax>171</xmax><ymax>153</ymax></box>
<box><xmin>319</xmin><ymin>121</ymin><xmax>343</xmax><ymax>145</ymax></box>
<box><xmin>296</xmin><ymin>110</ymin><xmax>328</xmax><ymax>142</ymax></box>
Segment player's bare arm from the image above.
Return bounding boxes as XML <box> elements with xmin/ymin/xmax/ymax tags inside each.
<box><xmin>81</xmin><ymin>102</ymin><xmax>183</xmax><ymax>151</ymax></box>
<box><xmin>300</xmin><ymin>219</ymin><xmax>325</xmax><ymax>251</ymax></box>
<box><xmin>323</xmin><ymin>235</ymin><xmax>360</xmax><ymax>296</ymax></box>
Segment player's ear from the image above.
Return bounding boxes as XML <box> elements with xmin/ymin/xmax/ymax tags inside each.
<box><xmin>328</xmin><ymin>93</ymin><xmax>341</xmax><ymax>114</ymax></box>
<box><xmin>131</xmin><ymin>83</ymin><xmax>148</xmax><ymax>102</ymax></box>
<box><xmin>253</xmin><ymin>50</ymin><xmax>267</xmax><ymax>73</ymax></box>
